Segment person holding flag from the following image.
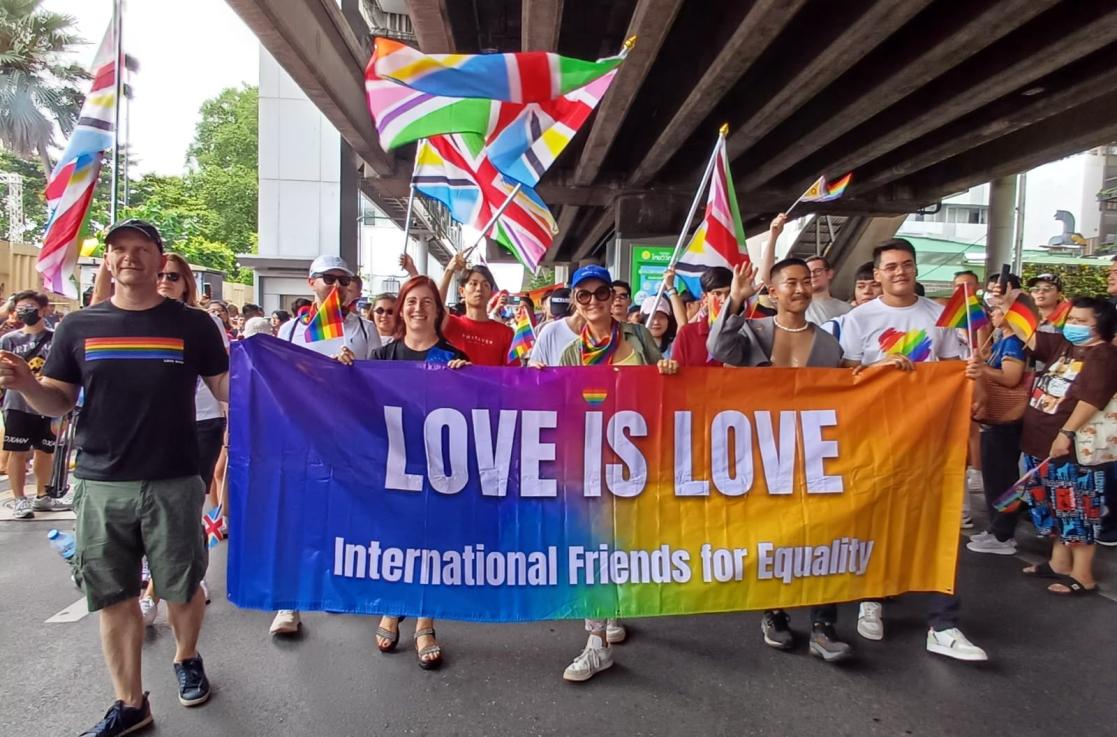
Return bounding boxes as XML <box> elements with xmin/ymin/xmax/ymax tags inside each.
<box><xmin>1027</xmin><ymin>274</ymin><xmax>1070</xmax><ymax>334</ymax></box>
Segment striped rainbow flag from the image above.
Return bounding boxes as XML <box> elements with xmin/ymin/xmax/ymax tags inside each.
<box><xmin>507</xmin><ymin>305</ymin><xmax>536</xmax><ymax>362</ymax></box>
<box><xmin>38</xmin><ymin>21</ymin><xmax>118</xmax><ymax>298</ymax></box>
<box><xmin>304</xmin><ymin>287</ymin><xmax>346</xmax><ymax>342</ymax></box>
<box><xmin>373</xmin><ymin>37</ymin><xmax>623</xmax><ymax>103</ymax></box>
<box><xmin>935</xmin><ymin>285</ymin><xmax>989</xmax><ymax>332</ymax></box>
<box><xmin>84</xmin><ymin>337</ymin><xmax>184</xmax><ymax>362</ymax></box>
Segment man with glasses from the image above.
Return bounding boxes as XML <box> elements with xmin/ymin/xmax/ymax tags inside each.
<box><xmin>610</xmin><ymin>279</ymin><xmax>633</xmax><ymax>323</ymax></box>
<box><xmin>271</xmin><ymin>255</ymin><xmax>379</xmax><ymax>636</ymax></box>
<box><xmin>1026</xmin><ymin>273</ymin><xmax>1066</xmax><ymax>333</ymax></box>
<box><xmin>805</xmin><ymin>255</ymin><xmax>851</xmax><ymax>324</ymax></box>
<box><xmin>838</xmin><ymin>238</ymin><xmax>987</xmax><ymax>663</ymax></box>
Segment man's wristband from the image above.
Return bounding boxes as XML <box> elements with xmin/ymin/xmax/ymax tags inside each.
<box><xmin>1059</xmin><ymin>429</ymin><xmax>1076</xmax><ymax>441</ymax></box>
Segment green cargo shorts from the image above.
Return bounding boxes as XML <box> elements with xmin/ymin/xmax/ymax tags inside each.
<box><xmin>72</xmin><ymin>475</ymin><xmax>208</xmax><ymax>612</ymax></box>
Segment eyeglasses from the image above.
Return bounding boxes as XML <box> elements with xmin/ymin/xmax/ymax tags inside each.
<box><xmin>879</xmin><ymin>262</ymin><xmax>916</xmax><ymax>274</ymax></box>
<box><xmin>808</xmin><ymin>268</ymin><xmax>827</xmax><ymax>278</ymax></box>
<box><xmin>373</xmin><ymin>307</ymin><xmax>394</xmax><ymax>316</ymax></box>
<box><xmin>157</xmin><ymin>272</ymin><xmax>182</xmax><ymax>283</ymax></box>
<box><xmin>317</xmin><ymin>274</ymin><xmax>352</xmax><ymax>287</ymax></box>
<box><xmin>612</xmin><ymin>289</ymin><xmax>631</xmax><ymax>302</ymax></box>
<box><xmin>576</xmin><ymin>285</ymin><xmax>614</xmax><ymax>305</ymax></box>
<box><xmin>1030</xmin><ymin>286</ymin><xmax>1057</xmax><ymax>294</ymax></box>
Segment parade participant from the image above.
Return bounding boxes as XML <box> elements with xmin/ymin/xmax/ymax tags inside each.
<box><xmin>207</xmin><ymin>300</ymin><xmax>234</xmax><ymax>341</ymax></box>
<box><xmin>804</xmin><ymin>255</ymin><xmax>851</xmax><ymax>324</ymax></box>
<box><xmin>823</xmin><ymin>262</ymin><xmax>881</xmax><ymax>340</ymax></box>
<box><xmin>242</xmin><ymin>303</ymin><xmax>265</xmax><ymax>320</ymax></box>
<box><xmin>1027</xmin><ymin>273</ymin><xmax>1067</xmax><ymax>332</ymax></box>
<box><xmin>0</xmin><ymin>220</ymin><xmax>229</xmax><ymax>735</ymax></box>
<box><xmin>965</xmin><ymin>297</ymin><xmax>1027</xmax><ymax>556</ymax></box>
<box><xmin>269</xmin><ymin>310</ymin><xmax>291</xmax><ymax>335</ymax></box>
<box><xmin>555</xmin><ymin>265</ymin><xmax>675</xmax><ymax>682</ymax></box>
<box><xmin>438</xmin><ymin>252</ymin><xmax>514</xmax><ymax>365</ymax></box>
<box><xmin>838</xmin><ymin>238</ymin><xmax>986</xmax><ymax>661</ymax></box>
<box><xmin>1</xmin><ymin>291</ymin><xmax>67</xmax><ymax>518</ymax></box>
<box><xmin>707</xmin><ymin>258</ymin><xmax>851</xmax><ymax>661</ymax></box>
<box><xmin>1014</xmin><ymin>296</ymin><xmax>1117</xmax><ymax>594</ymax></box>
<box><xmin>639</xmin><ymin>295</ymin><xmax>677</xmax><ymax>359</ymax></box>
<box><xmin>531</xmin><ymin>288</ymin><xmax>581</xmax><ymax>366</ymax></box>
<box><xmin>610</xmin><ymin>279</ymin><xmax>633</xmax><ymax>323</ymax></box>
<box><xmin>271</xmin><ymin>255</ymin><xmax>379</xmax><ymax>636</ymax></box>
<box><xmin>366</xmin><ymin>276</ymin><xmax>469</xmax><ymax>669</ymax></box>
<box><xmin>672</xmin><ymin>267</ymin><xmax>732</xmax><ymax>367</ymax></box>
<box><xmin>370</xmin><ymin>292</ymin><xmax>399</xmax><ymax>345</ymax></box>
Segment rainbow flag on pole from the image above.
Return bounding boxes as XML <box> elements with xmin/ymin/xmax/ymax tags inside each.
<box><xmin>507</xmin><ymin>305</ymin><xmax>536</xmax><ymax>362</ymax></box>
<box><xmin>936</xmin><ymin>285</ymin><xmax>989</xmax><ymax>333</ymax></box>
<box><xmin>1045</xmin><ymin>299</ymin><xmax>1071</xmax><ymax>329</ymax></box>
<box><xmin>800</xmin><ymin>172</ymin><xmax>854</xmax><ymax>203</ymax></box>
<box><xmin>37</xmin><ymin>21</ymin><xmax>118</xmax><ymax>297</ymax></box>
<box><xmin>675</xmin><ymin>127</ymin><xmax>748</xmax><ymax>297</ymax></box>
<box><xmin>304</xmin><ymin>287</ymin><xmax>346</xmax><ymax>342</ymax></box>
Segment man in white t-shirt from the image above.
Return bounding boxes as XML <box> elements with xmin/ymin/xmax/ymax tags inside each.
<box><xmin>270</xmin><ymin>255</ymin><xmax>379</xmax><ymax>636</ymax></box>
<box><xmin>531</xmin><ymin>287</ymin><xmax>581</xmax><ymax>366</ymax></box>
<box><xmin>276</xmin><ymin>255</ymin><xmax>380</xmax><ymax>362</ymax></box>
<box><xmin>838</xmin><ymin>238</ymin><xmax>987</xmax><ymax>664</ymax></box>
<box><xmin>805</xmin><ymin>255</ymin><xmax>852</xmax><ymax>325</ymax></box>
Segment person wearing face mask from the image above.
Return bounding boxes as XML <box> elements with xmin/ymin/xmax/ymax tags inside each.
<box><xmin>1</xmin><ymin>291</ymin><xmax>69</xmax><ymax>518</ymax></box>
<box><xmin>1013</xmin><ymin>296</ymin><xmax>1117</xmax><ymax>595</ymax></box>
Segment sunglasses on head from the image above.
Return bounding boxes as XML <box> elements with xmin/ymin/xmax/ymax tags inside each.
<box><xmin>317</xmin><ymin>274</ymin><xmax>352</xmax><ymax>287</ymax></box>
<box><xmin>575</xmin><ymin>285</ymin><xmax>614</xmax><ymax>305</ymax></box>
<box><xmin>373</xmin><ymin>307</ymin><xmax>394</xmax><ymax>315</ymax></box>
<box><xmin>157</xmin><ymin>272</ymin><xmax>182</xmax><ymax>283</ymax></box>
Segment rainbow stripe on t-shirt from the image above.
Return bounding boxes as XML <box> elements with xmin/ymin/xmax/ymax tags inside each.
<box><xmin>84</xmin><ymin>337</ymin><xmax>185</xmax><ymax>362</ymax></box>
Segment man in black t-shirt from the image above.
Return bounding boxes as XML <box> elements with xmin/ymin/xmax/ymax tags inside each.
<box><xmin>0</xmin><ymin>220</ymin><xmax>228</xmax><ymax>737</ymax></box>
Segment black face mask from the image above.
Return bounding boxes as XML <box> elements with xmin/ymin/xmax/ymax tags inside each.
<box><xmin>16</xmin><ymin>308</ymin><xmax>41</xmax><ymax>326</ymax></box>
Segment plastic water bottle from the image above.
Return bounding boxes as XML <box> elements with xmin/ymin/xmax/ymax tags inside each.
<box><xmin>47</xmin><ymin>529</ymin><xmax>75</xmax><ymax>561</ymax></box>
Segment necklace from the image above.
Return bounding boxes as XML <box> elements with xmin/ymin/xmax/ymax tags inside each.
<box><xmin>773</xmin><ymin>318</ymin><xmax>810</xmax><ymax>333</ymax></box>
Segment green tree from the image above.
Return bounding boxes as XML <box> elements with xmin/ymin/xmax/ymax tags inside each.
<box><xmin>0</xmin><ymin>0</ymin><xmax>88</xmax><ymax>175</ymax></box>
<box><xmin>525</xmin><ymin>266</ymin><xmax>555</xmax><ymax>291</ymax></box>
<box><xmin>1021</xmin><ymin>263</ymin><xmax>1109</xmax><ymax>299</ymax></box>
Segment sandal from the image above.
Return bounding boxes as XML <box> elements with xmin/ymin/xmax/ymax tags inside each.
<box><xmin>415</xmin><ymin>627</ymin><xmax>443</xmax><ymax>670</ymax></box>
<box><xmin>1047</xmin><ymin>579</ymin><xmax>1097</xmax><ymax>596</ymax></box>
<box><xmin>1021</xmin><ymin>562</ymin><xmax>1069</xmax><ymax>580</ymax></box>
<box><xmin>375</xmin><ymin>615</ymin><xmax>405</xmax><ymax>653</ymax></box>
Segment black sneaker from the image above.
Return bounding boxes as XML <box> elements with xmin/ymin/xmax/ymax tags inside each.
<box><xmin>174</xmin><ymin>654</ymin><xmax>211</xmax><ymax>707</ymax></box>
<box><xmin>1097</xmin><ymin>527</ymin><xmax>1117</xmax><ymax>547</ymax></box>
<box><xmin>79</xmin><ymin>693</ymin><xmax>153</xmax><ymax>736</ymax></box>
<box><xmin>809</xmin><ymin>623</ymin><xmax>853</xmax><ymax>663</ymax></box>
<box><xmin>760</xmin><ymin>610</ymin><xmax>794</xmax><ymax>651</ymax></box>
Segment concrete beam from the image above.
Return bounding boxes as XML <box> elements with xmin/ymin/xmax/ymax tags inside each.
<box><xmin>547</xmin><ymin>205</ymin><xmax>581</xmax><ymax>262</ymax></box>
<box><xmin>225</xmin><ymin>0</ymin><xmax>394</xmax><ymax>176</ymax></box>
<box><xmin>724</xmin><ymin>0</ymin><xmax>933</xmax><ymax>164</ymax></box>
<box><xmin>809</xmin><ymin>4</ymin><xmax>1117</xmax><ymax>195</ymax></box>
<box><xmin>521</xmin><ymin>0</ymin><xmax>563</xmax><ymax>51</ymax></box>
<box><xmin>572</xmin><ymin>0</ymin><xmax>683</xmax><ymax>186</ymax></box>
<box><xmin>736</xmin><ymin>0</ymin><xmax>1057</xmax><ymax>191</ymax></box>
<box><xmin>572</xmin><ymin>208</ymin><xmax>616</xmax><ymax>261</ymax></box>
<box><xmin>627</xmin><ymin>0</ymin><xmax>804</xmax><ymax>187</ymax></box>
<box><xmin>407</xmin><ymin>0</ymin><xmax>455</xmax><ymax>52</ymax></box>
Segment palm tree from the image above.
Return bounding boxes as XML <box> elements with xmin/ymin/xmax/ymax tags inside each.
<box><xmin>0</xmin><ymin>0</ymin><xmax>88</xmax><ymax>176</ymax></box>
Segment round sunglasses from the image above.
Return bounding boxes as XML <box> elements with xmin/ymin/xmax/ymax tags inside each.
<box><xmin>575</xmin><ymin>285</ymin><xmax>614</xmax><ymax>305</ymax></box>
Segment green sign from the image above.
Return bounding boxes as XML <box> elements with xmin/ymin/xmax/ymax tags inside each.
<box><xmin>629</xmin><ymin>245</ymin><xmax>676</xmax><ymax>303</ymax></box>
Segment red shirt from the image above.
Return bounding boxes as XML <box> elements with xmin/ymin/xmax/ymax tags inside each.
<box><xmin>444</xmin><ymin>314</ymin><xmax>514</xmax><ymax>366</ymax></box>
<box><xmin>673</xmin><ymin>321</ymin><xmax>722</xmax><ymax>367</ymax></box>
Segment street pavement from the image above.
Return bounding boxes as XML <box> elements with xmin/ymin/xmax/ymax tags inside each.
<box><xmin>2</xmin><ymin>518</ymin><xmax>1115</xmax><ymax>737</ymax></box>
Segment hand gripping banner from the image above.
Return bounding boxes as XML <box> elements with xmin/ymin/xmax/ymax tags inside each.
<box><xmin>227</xmin><ymin>337</ymin><xmax>971</xmax><ymax>622</ymax></box>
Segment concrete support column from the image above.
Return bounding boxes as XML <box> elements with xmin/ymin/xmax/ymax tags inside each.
<box><xmin>339</xmin><ymin>142</ymin><xmax>359</xmax><ymax>271</ymax></box>
<box><xmin>414</xmin><ymin>237</ymin><xmax>430</xmax><ymax>276</ymax></box>
<box><xmin>986</xmin><ymin>176</ymin><xmax>1018</xmax><ymax>279</ymax></box>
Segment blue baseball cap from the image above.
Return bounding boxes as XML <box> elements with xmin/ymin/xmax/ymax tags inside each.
<box><xmin>570</xmin><ymin>264</ymin><xmax>612</xmax><ymax>289</ymax></box>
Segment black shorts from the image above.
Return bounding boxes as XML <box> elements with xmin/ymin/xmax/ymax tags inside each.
<box><xmin>196</xmin><ymin>417</ymin><xmax>226</xmax><ymax>491</ymax></box>
<box><xmin>3</xmin><ymin>409</ymin><xmax>56</xmax><ymax>453</ymax></box>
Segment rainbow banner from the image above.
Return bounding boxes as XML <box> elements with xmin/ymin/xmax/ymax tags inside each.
<box><xmin>227</xmin><ymin>336</ymin><xmax>970</xmax><ymax>621</ymax></box>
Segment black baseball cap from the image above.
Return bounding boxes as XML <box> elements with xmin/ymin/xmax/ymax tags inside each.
<box><xmin>105</xmin><ymin>219</ymin><xmax>164</xmax><ymax>251</ymax></box>
<box><xmin>1026</xmin><ymin>273</ymin><xmax>1062</xmax><ymax>290</ymax></box>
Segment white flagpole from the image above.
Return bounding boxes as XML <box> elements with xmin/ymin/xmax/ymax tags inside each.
<box><xmin>108</xmin><ymin>0</ymin><xmax>124</xmax><ymax>223</ymax></box>
<box><xmin>461</xmin><ymin>182</ymin><xmax>523</xmax><ymax>258</ymax></box>
<box><xmin>645</xmin><ymin>125</ymin><xmax>725</xmax><ymax>328</ymax></box>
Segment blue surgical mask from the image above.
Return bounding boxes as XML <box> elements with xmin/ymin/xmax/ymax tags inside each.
<box><xmin>1062</xmin><ymin>324</ymin><xmax>1094</xmax><ymax>345</ymax></box>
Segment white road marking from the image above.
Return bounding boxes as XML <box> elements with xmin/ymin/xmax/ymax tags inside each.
<box><xmin>46</xmin><ymin>596</ymin><xmax>89</xmax><ymax>623</ymax></box>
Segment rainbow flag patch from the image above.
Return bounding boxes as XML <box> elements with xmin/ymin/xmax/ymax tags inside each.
<box><xmin>582</xmin><ymin>388</ymin><xmax>608</xmax><ymax>406</ymax></box>
<box><xmin>85</xmin><ymin>337</ymin><xmax>185</xmax><ymax>362</ymax></box>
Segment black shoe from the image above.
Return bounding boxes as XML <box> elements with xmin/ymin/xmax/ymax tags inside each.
<box><xmin>809</xmin><ymin>623</ymin><xmax>853</xmax><ymax>663</ymax></box>
<box><xmin>174</xmin><ymin>654</ymin><xmax>211</xmax><ymax>707</ymax></box>
<box><xmin>761</xmin><ymin>610</ymin><xmax>794</xmax><ymax>651</ymax></box>
<box><xmin>79</xmin><ymin>693</ymin><xmax>153</xmax><ymax>736</ymax></box>
<box><xmin>1097</xmin><ymin>528</ymin><xmax>1117</xmax><ymax>547</ymax></box>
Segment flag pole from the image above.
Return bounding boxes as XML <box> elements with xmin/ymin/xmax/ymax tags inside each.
<box><xmin>108</xmin><ymin>0</ymin><xmax>123</xmax><ymax>224</ymax></box>
<box><xmin>461</xmin><ymin>182</ymin><xmax>523</xmax><ymax>259</ymax></box>
<box><xmin>645</xmin><ymin>125</ymin><xmax>724</xmax><ymax>328</ymax></box>
<box><xmin>399</xmin><ymin>183</ymin><xmax>415</xmax><ymax>258</ymax></box>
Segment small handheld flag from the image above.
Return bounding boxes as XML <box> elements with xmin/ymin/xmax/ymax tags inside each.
<box><xmin>507</xmin><ymin>305</ymin><xmax>536</xmax><ymax>362</ymax></box>
<box><xmin>936</xmin><ymin>285</ymin><xmax>989</xmax><ymax>333</ymax></box>
<box><xmin>304</xmin><ymin>287</ymin><xmax>346</xmax><ymax>342</ymax></box>
<box><xmin>1045</xmin><ymin>299</ymin><xmax>1071</xmax><ymax>329</ymax></box>
<box><xmin>993</xmin><ymin>458</ymin><xmax>1050</xmax><ymax>512</ymax></box>
<box><xmin>203</xmin><ymin>505</ymin><xmax>224</xmax><ymax>549</ymax></box>
<box><xmin>786</xmin><ymin>172</ymin><xmax>853</xmax><ymax>218</ymax></box>
<box><xmin>1003</xmin><ymin>294</ymin><xmax>1040</xmax><ymax>343</ymax></box>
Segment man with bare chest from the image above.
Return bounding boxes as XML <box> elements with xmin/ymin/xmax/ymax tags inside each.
<box><xmin>707</xmin><ymin>257</ymin><xmax>850</xmax><ymax>661</ymax></box>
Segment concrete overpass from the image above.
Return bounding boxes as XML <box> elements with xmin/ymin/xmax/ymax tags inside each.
<box><xmin>226</xmin><ymin>0</ymin><xmax>1117</xmax><ymax>274</ymax></box>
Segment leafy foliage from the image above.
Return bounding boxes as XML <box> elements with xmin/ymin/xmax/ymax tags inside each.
<box><xmin>1021</xmin><ymin>263</ymin><xmax>1111</xmax><ymax>299</ymax></box>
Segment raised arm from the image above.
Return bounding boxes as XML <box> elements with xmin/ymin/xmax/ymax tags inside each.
<box><xmin>660</xmin><ymin>265</ymin><xmax>689</xmax><ymax>326</ymax></box>
<box><xmin>755</xmin><ymin>213</ymin><xmax>786</xmax><ymax>288</ymax></box>
<box><xmin>438</xmin><ymin>252</ymin><xmax>466</xmax><ymax>304</ymax></box>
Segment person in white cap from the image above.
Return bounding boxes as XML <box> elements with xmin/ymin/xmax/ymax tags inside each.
<box><xmin>270</xmin><ymin>255</ymin><xmax>379</xmax><ymax>636</ymax></box>
<box><xmin>275</xmin><ymin>255</ymin><xmax>380</xmax><ymax>362</ymax></box>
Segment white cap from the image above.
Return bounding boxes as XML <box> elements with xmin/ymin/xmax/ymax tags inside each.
<box><xmin>641</xmin><ymin>296</ymin><xmax>671</xmax><ymax>316</ymax></box>
<box><xmin>309</xmin><ymin>254</ymin><xmax>353</xmax><ymax>277</ymax></box>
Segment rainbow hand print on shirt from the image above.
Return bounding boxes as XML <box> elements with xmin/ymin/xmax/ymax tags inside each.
<box><xmin>878</xmin><ymin>328</ymin><xmax>932</xmax><ymax>362</ymax></box>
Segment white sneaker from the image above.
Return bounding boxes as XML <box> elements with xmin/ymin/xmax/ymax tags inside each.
<box><xmin>966</xmin><ymin>468</ymin><xmax>983</xmax><ymax>493</ymax></box>
<box><xmin>139</xmin><ymin>596</ymin><xmax>159</xmax><ymax>627</ymax></box>
<box><xmin>960</xmin><ymin>489</ymin><xmax>974</xmax><ymax>529</ymax></box>
<box><xmin>562</xmin><ymin>634</ymin><xmax>613</xmax><ymax>682</ymax></box>
<box><xmin>11</xmin><ymin>496</ymin><xmax>33</xmax><ymax>519</ymax></box>
<box><xmin>857</xmin><ymin>602</ymin><xmax>884</xmax><ymax>641</ymax></box>
<box><xmin>927</xmin><ymin>627</ymin><xmax>988</xmax><ymax>661</ymax></box>
<box><xmin>969</xmin><ymin>531</ymin><xmax>995</xmax><ymax>543</ymax></box>
<box><xmin>966</xmin><ymin>536</ymin><xmax>1017</xmax><ymax>555</ymax></box>
<box><xmin>32</xmin><ymin>494</ymin><xmax>72</xmax><ymax>512</ymax></box>
<box><xmin>269</xmin><ymin>609</ymin><xmax>301</xmax><ymax>635</ymax></box>
<box><xmin>605</xmin><ymin>618</ymin><xmax>627</xmax><ymax>644</ymax></box>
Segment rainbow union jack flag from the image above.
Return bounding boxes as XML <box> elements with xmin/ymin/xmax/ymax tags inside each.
<box><xmin>414</xmin><ymin>133</ymin><xmax>557</xmax><ymax>272</ymax></box>
<box><xmin>37</xmin><ymin>22</ymin><xmax>118</xmax><ymax>297</ymax></box>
